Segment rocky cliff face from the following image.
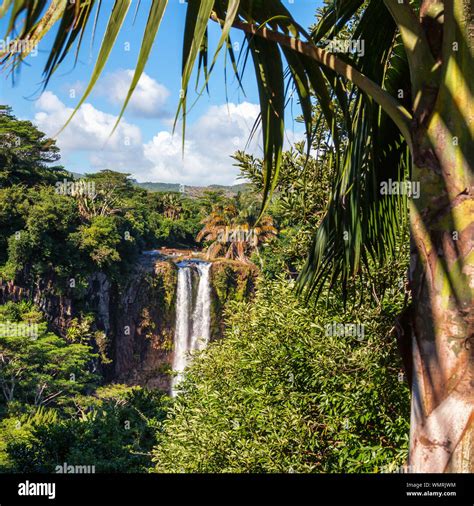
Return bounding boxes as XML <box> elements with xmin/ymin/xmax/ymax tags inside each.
<box><xmin>113</xmin><ymin>257</ymin><xmax>177</xmax><ymax>390</ymax></box>
<box><xmin>0</xmin><ymin>272</ymin><xmax>115</xmax><ymax>379</ymax></box>
<box><xmin>0</xmin><ymin>278</ymin><xmax>74</xmax><ymax>332</ymax></box>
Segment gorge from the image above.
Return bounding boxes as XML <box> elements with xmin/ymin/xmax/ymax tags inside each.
<box><xmin>113</xmin><ymin>253</ymin><xmax>257</xmax><ymax>393</ymax></box>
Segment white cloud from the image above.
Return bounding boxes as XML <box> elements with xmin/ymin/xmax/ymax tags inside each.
<box><xmin>36</xmin><ymin>91</ymin><xmax>64</xmax><ymax>113</ymax></box>
<box><xmin>100</xmin><ymin>69</ymin><xmax>170</xmax><ymax>118</ymax></box>
<box><xmin>34</xmin><ymin>91</ymin><xmax>150</xmax><ymax>172</ymax></box>
<box><xmin>34</xmin><ymin>92</ymin><xmax>305</xmax><ymax>186</ymax></box>
<box><xmin>140</xmin><ymin>102</ymin><xmax>262</xmax><ymax>185</ymax></box>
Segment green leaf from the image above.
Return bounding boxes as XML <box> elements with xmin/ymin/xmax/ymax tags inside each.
<box><xmin>175</xmin><ymin>0</ymin><xmax>215</xmax><ymax>144</ymax></box>
<box><xmin>247</xmin><ymin>34</ymin><xmax>285</xmax><ymax>219</ymax></box>
<box><xmin>58</xmin><ymin>0</ymin><xmax>132</xmax><ymax>135</ymax></box>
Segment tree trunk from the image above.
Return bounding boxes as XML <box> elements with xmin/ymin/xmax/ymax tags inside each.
<box><xmin>408</xmin><ymin>0</ymin><xmax>474</xmax><ymax>472</ymax></box>
<box><xmin>409</xmin><ymin>185</ymin><xmax>474</xmax><ymax>472</ymax></box>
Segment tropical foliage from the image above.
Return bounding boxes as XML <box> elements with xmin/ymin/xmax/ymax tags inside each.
<box><xmin>0</xmin><ymin>301</ymin><xmax>97</xmax><ymax>407</ymax></box>
<box><xmin>0</xmin><ymin>302</ymin><xmax>166</xmax><ymax>473</ymax></box>
<box><xmin>0</xmin><ymin>109</ymin><xmax>212</xmax><ymax>285</ymax></box>
<box><xmin>153</xmin><ymin>277</ymin><xmax>410</xmax><ymax>473</ymax></box>
<box><xmin>197</xmin><ymin>193</ymin><xmax>277</xmax><ymax>263</ymax></box>
<box><xmin>0</xmin><ymin>0</ymin><xmax>472</xmax><ymax>473</ymax></box>
<box><xmin>0</xmin><ymin>385</ymin><xmax>167</xmax><ymax>473</ymax></box>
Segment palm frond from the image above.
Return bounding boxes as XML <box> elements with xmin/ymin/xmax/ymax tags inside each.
<box><xmin>298</xmin><ymin>4</ymin><xmax>411</xmax><ymax>302</ymax></box>
<box><xmin>112</xmin><ymin>0</ymin><xmax>168</xmax><ymax>134</ymax></box>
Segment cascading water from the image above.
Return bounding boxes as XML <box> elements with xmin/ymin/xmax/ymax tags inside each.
<box><xmin>190</xmin><ymin>262</ymin><xmax>211</xmax><ymax>351</ymax></box>
<box><xmin>171</xmin><ymin>261</ymin><xmax>211</xmax><ymax>396</ymax></box>
<box><xmin>171</xmin><ymin>266</ymin><xmax>192</xmax><ymax>395</ymax></box>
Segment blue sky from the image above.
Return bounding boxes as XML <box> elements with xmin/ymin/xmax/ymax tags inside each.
<box><xmin>0</xmin><ymin>1</ymin><xmax>320</xmax><ymax>185</ymax></box>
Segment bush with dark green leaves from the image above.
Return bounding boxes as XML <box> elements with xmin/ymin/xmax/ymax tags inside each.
<box><xmin>0</xmin><ymin>302</ymin><xmax>97</xmax><ymax>409</ymax></box>
<box><xmin>0</xmin><ymin>302</ymin><xmax>167</xmax><ymax>473</ymax></box>
<box><xmin>0</xmin><ymin>385</ymin><xmax>167</xmax><ymax>473</ymax></box>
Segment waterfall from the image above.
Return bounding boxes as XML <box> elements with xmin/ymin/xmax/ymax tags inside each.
<box><xmin>190</xmin><ymin>262</ymin><xmax>211</xmax><ymax>351</ymax></box>
<box><xmin>171</xmin><ymin>266</ymin><xmax>192</xmax><ymax>395</ymax></box>
<box><xmin>171</xmin><ymin>261</ymin><xmax>211</xmax><ymax>397</ymax></box>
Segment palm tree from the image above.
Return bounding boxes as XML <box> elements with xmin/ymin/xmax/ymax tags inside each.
<box><xmin>196</xmin><ymin>200</ymin><xmax>276</xmax><ymax>263</ymax></box>
<box><xmin>160</xmin><ymin>193</ymin><xmax>184</xmax><ymax>221</ymax></box>
<box><xmin>1</xmin><ymin>0</ymin><xmax>472</xmax><ymax>472</ymax></box>
<box><xmin>198</xmin><ymin>190</ymin><xmax>227</xmax><ymax>214</ymax></box>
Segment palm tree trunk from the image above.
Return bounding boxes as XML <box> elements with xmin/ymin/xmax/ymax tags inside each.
<box><xmin>408</xmin><ymin>1</ymin><xmax>473</xmax><ymax>470</ymax></box>
<box><xmin>409</xmin><ymin>192</ymin><xmax>473</xmax><ymax>472</ymax></box>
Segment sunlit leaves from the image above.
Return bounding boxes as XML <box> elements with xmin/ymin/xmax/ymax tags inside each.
<box><xmin>153</xmin><ymin>278</ymin><xmax>410</xmax><ymax>473</ymax></box>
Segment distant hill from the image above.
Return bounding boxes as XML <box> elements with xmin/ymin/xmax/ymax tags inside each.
<box><xmin>68</xmin><ymin>172</ymin><xmax>248</xmax><ymax>197</ymax></box>
<box><xmin>69</xmin><ymin>171</ymin><xmax>87</xmax><ymax>180</ymax></box>
<box><xmin>133</xmin><ymin>181</ymin><xmax>249</xmax><ymax>197</ymax></box>
<box><xmin>135</xmin><ymin>182</ymin><xmax>181</xmax><ymax>192</ymax></box>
